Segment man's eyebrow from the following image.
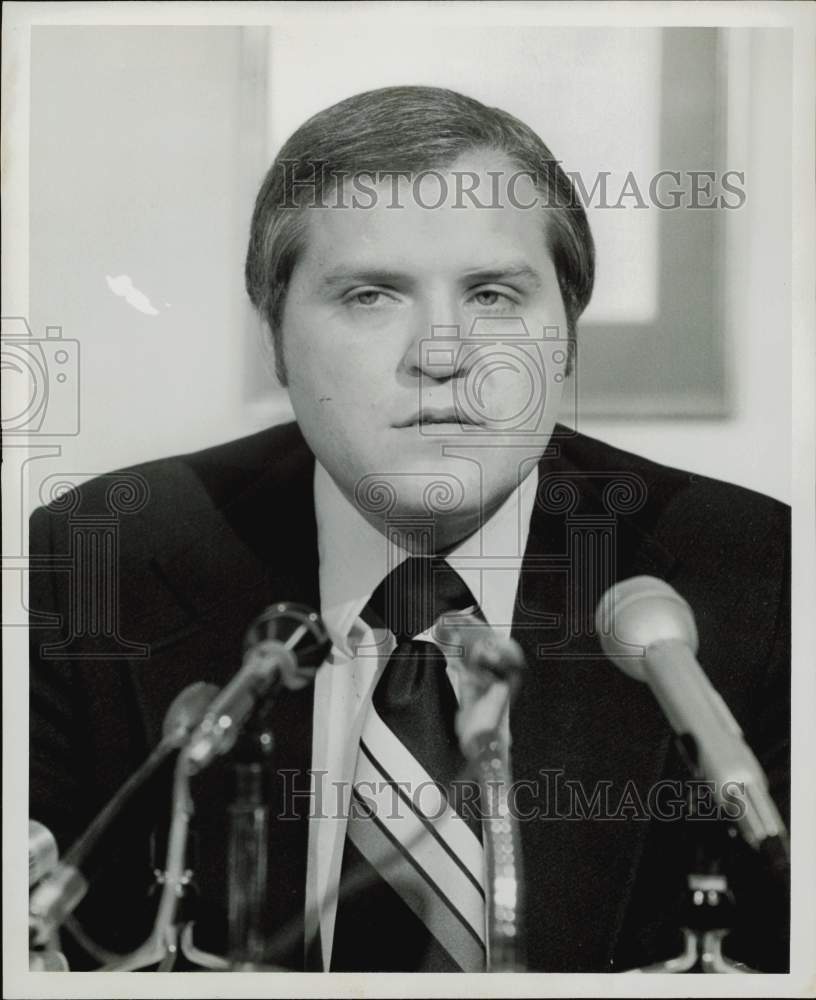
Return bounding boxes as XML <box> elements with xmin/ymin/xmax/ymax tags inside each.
<box><xmin>319</xmin><ymin>268</ymin><xmax>411</xmax><ymax>289</ymax></box>
<box><xmin>461</xmin><ymin>264</ymin><xmax>544</xmax><ymax>287</ymax></box>
<box><xmin>317</xmin><ymin>263</ymin><xmax>546</xmax><ymax>290</ymax></box>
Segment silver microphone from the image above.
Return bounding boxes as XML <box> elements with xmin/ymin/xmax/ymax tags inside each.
<box><xmin>595</xmin><ymin>575</ymin><xmax>787</xmax><ymax>853</ymax></box>
<box><xmin>435</xmin><ymin>611</ymin><xmax>526</xmax><ymax>763</ymax></box>
<box><xmin>185</xmin><ymin>603</ymin><xmax>330</xmax><ymax>774</ymax></box>
<box><xmin>434</xmin><ymin>613</ymin><xmax>525</xmax><ymax>683</ymax></box>
<box><xmin>28</xmin><ymin>822</ymin><xmax>69</xmax><ymax>969</ymax></box>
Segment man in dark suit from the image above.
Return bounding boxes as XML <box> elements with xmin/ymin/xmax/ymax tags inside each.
<box><xmin>29</xmin><ymin>86</ymin><xmax>789</xmax><ymax>973</ymax></box>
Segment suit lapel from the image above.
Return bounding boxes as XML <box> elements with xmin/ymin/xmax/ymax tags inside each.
<box><xmin>511</xmin><ymin>437</ymin><xmax>678</xmax><ymax>970</ymax></box>
<box><xmin>152</xmin><ymin>426</ymin><xmax>321</xmax><ymax>622</ymax></box>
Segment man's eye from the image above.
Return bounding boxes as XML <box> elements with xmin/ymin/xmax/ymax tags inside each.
<box><xmin>348</xmin><ymin>289</ymin><xmax>386</xmax><ymax>307</ymax></box>
<box><xmin>471</xmin><ymin>288</ymin><xmax>514</xmax><ymax>307</ymax></box>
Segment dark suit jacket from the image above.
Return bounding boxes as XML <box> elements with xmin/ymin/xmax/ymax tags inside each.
<box><xmin>29</xmin><ymin>422</ymin><xmax>790</xmax><ymax>972</ymax></box>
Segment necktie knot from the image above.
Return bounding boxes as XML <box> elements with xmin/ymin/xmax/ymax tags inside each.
<box><xmin>365</xmin><ymin>556</ymin><xmax>479</xmax><ymax>640</ymax></box>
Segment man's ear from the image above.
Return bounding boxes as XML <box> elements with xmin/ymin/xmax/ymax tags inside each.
<box><xmin>264</xmin><ymin>322</ymin><xmax>288</xmax><ymax>387</ymax></box>
<box><xmin>273</xmin><ymin>337</ymin><xmax>288</xmax><ymax>387</ymax></box>
<box><xmin>564</xmin><ymin>336</ymin><xmax>576</xmax><ymax>379</ymax></box>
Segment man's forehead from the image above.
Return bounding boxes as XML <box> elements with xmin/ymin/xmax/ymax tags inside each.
<box><xmin>293</xmin><ymin>159</ymin><xmax>553</xmax><ymax>279</ymax></box>
<box><xmin>324</xmin><ymin>150</ymin><xmax>540</xmax><ymax>206</ymax></box>
<box><xmin>297</xmin><ymin>212</ymin><xmax>554</xmax><ymax>285</ymax></box>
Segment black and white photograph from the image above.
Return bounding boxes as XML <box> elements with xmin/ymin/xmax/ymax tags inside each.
<box><xmin>3</xmin><ymin>2</ymin><xmax>814</xmax><ymax>996</ymax></box>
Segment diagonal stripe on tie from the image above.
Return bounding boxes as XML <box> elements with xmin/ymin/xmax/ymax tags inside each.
<box><xmin>331</xmin><ymin>557</ymin><xmax>487</xmax><ymax>972</ymax></box>
<box><xmin>353</xmin><ymin>735</ymin><xmax>485</xmax><ymax>938</ymax></box>
<box><xmin>359</xmin><ymin>717</ymin><xmax>484</xmax><ymax>894</ymax></box>
<box><xmin>359</xmin><ymin>739</ymin><xmax>484</xmax><ymax>900</ymax></box>
<box><xmin>346</xmin><ymin>789</ymin><xmax>486</xmax><ymax>973</ymax></box>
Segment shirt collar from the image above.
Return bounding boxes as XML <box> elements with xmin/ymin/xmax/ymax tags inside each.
<box><xmin>314</xmin><ymin>462</ymin><xmax>538</xmax><ymax>654</ymax></box>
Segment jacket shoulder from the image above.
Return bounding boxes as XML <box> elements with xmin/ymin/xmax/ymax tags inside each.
<box><xmin>554</xmin><ymin>426</ymin><xmax>790</xmax><ymax>549</ymax></box>
<box><xmin>29</xmin><ymin>422</ymin><xmax>310</xmax><ymax>540</ymax></box>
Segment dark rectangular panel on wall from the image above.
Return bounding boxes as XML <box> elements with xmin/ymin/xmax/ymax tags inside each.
<box><xmin>573</xmin><ymin>28</ymin><xmax>728</xmax><ymax>418</ymax></box>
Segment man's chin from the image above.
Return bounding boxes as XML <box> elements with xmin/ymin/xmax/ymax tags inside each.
<box><xmin>357</xmin><ymin>494</ymin><xmax>484</xmax><ymax>553</ymax></box>
<box><xmin>350</xmin><ymin>453</ymin><xmax>483</xmax><ymax>516</ymax></box>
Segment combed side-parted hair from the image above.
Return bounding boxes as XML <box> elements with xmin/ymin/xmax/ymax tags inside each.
<box><xmin>245</xmin><ymin>85</ymin><xmax>595</xmax><ymax>382</ymax></box>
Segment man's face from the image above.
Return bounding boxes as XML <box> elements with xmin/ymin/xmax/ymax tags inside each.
<box><xmin>281</xmin><ymin>151</ymin><xmax>569</xmax><ymax>547</ymax></box>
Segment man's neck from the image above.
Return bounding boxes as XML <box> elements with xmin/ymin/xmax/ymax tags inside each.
<box><xmin>360</xmin><ymin>507</ymin><xmax>487</xmax><ymax>556</ymax></box>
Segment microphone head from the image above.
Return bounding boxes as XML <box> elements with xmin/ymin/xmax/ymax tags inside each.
<box><xmin>435</xmin><ymin>613</ymin><xmax>526</xmax><ymax>682</ymax></box>
<box><xmin>243</xmin><ymin>602</ymin><xmax>331</xmax><ymax>690</ymax></box>
<box><xmin>163</xmin><ymin>682</ymin><xmax>220</xmax><ymax>742</ymax></box>
<box><xmin>29</xmin><ymin>820</ymin><xmax>59</xmax><ymax>887</ymax></box>
<box><xmin>595</xmin><ymin>576</ymin><xmax>698</xmax><ymax>681</ymax></box>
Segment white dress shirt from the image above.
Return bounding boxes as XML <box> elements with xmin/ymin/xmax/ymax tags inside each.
<box><xmin>304</xmin><ymin>461</ymin><xmax>538</xmax><ymax>969</ymax></box>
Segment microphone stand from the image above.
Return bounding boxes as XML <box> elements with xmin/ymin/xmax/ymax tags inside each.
<box><xmin>98</xmin><ymin>743</ymin><xmax>199</xmax><ymax>971</ymax></box>
<box><xmin>438</xmin><ymin>614</ymin><xmax>528</xmax><ymax>971</ymax></box>
<box><xmin>465</xmin><ymin>730</ymin><xmax>526</xmax><ymax>972</ymax></box>
<box><xmin>626</xmin><ymin>786</ymin><xmax>757</xmax><ymax>974</ymax></box>
<box><xmin>623</xmin><ymin>756</ymin><xmax>789</xmax><ymax>974</ymax></box>
<box><xmin>225</xmin><ymin>701</ymin><xmax>286</xmax><ymax>971</ymax></box>
<box><xmin>152</xmin><ymin>702</ymin><xmax>295</xmax><ymax>972</ymax></box>
<box><xmin>96</xmin><ymin>740</ymin><xmax>229</xmax><ymax>972</ymax></box>
<box><xmin>97</xmin><ymin>720</ymin><xmax>284</xmax><ymax>972</ymax></box>
<box><xmin>168</xmin><ymin>604</ymin><xmax>328</xmax><ymax>972</ymax></box>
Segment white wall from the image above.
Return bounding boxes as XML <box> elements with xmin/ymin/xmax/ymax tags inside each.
<box><xmin>23</xmin><ymin>27</ymin><xmax>282</xmax><ymax>515</ymax></box>
<box><xmin>18</xmin><ymin>25</ymin><xmax>791</xmax><ymax>519</ymax></box>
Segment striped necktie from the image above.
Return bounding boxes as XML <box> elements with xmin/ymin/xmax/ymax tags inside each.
<box><xmin>330</xmin><ymin>556</ymin><xmax>486</xmax><ymax>972</ymax></box>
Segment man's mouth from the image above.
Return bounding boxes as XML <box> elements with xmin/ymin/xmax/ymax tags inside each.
<box><xmin>394</xmin><ymin>407</ymin><xmax>481</xmax><ymax>428</ymax></box>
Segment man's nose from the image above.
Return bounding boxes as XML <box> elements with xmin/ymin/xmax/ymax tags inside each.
<box><xmin>399</xmin><ymin>300</ymin><xmax>470</xmax><ymax>382</ymax></box>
